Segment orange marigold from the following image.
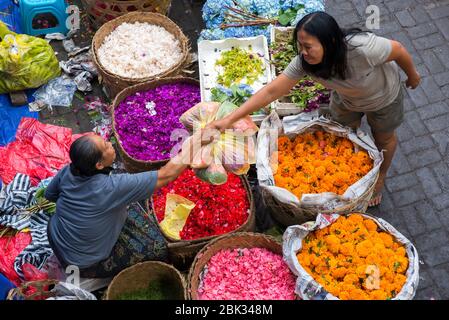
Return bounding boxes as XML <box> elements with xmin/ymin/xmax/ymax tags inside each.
<box><xmin>297</xmin><ymin>214</ymin><xmax>409</xmax><ymax>300</ymax></box>
<box><xmin>274</xmin><ymin>131</ymin><xmax>374</xmax><ymax>198</ymax></box>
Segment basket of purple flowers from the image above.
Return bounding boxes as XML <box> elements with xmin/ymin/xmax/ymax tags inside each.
<box><xmin>111</xmin><ymin>77</ymin><xmax>200</xmax><ymax>172</ymax></box>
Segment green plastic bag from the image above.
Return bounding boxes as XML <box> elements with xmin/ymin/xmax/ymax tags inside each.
<box><xmin>0</xmin><ymin>21</ymin><xmax>60</xmax><ymax>94</ymax></box>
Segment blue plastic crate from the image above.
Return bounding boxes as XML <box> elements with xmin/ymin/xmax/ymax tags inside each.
<box><xmin>19</xmin><ymin>0</ymin><xmax>69</xmax><ymax>36</ymax></box>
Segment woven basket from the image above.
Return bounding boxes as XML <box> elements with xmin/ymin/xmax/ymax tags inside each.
<box><xmin>187</xmin><ymin>232</ymin><xmax>285</xmax><ymax>300</ymax></box>
<box><xmin>150</xmin><ymin>175</ymin><xmax>256</xmax><ymax>271</ymax></box>
<box><xmin>92</xmin><ymin>12</ymin><xmax>190</xmax><ymax>98</ymax></box>
<box><xmin>105</xmin><ymin>261</ymin><xmax>186</xmax><ymax>300</ymax></box>
<box><xmin>6</xmin><ymin>279</ymin><xmax>59</xmax><ymax>300</ymax></box>
<box><xmin>80</xmin><ymin>0</ymin><xmax>172</xmax><ymax>30</ymax></box>
<box><xmin>259</xmin><ymin>120</ymin><xmax>380</xmax><ymax>227</ymax></box>
<box><xmin>284</xmin><ymin>212</ymin><xmax>420</xmax><ymax>300</ymax></box>
<box><xmin>262</xmin><ymin>170</ymin><xmax>379</xmax><ymax>227</ymax></box>
<box><xmin>111</xmin><ymin>77</ymin><xmax>199</xmax><ymax>173</ymax></box>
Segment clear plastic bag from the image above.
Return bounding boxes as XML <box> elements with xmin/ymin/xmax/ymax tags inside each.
<box><xmin>180</xmin><ymin>101</ymin><xmax>258</xmax><ymax>185</ymax></box>
<box><xmin>32</xmin><ymin>76</ymin><xmax>77</xmax><ymax>108</ymax></box>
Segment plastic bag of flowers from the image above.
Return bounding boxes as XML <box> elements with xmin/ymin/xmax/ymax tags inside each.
<box><xmin>256</xmin><ymin>111</ymin><xmax>383</xmax><ymax>226</ymax></box>
<box><xmin>282</xmin><ymin>213</ymin><xmax>420</xmax><ymax>300</ymax></box>
<box><xmin>180</xmin><ymin>101</ymin><xmax>258</xmax><ymax>185</ymax></box>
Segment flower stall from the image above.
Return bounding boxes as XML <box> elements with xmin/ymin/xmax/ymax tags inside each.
<box><xmin>0</xmin><ymin>0</ymin><xmax>425</xmax><ymax>303</ymax></box>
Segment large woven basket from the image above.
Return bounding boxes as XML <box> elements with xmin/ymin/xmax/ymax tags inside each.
<box><xmin>92</xmin><ymin>12</ymin><xmax>190</xmax><ymax>97</ymax></box>
<box><xmin>187</xmin><ymin>232</ymin><xmax>287</xmax><ymax>300</ymax></box>
<box><xmin>105</xmin><ymin>261</ymin><xmax>186</xmax><ymax>300</ymax></box>
<box><xmin>259</xmin><ymin>118</ymin><xmax>381</xmax><ymax>227</ymax></box>
<box><xmin>111</xmin><ymin>77</ymin><xmax>200</xmax><ymax>173</ymax></box>
<box><xmin>80</xmin><ymin>0</ymin><xmax>172</xmax><ymax>30</ymax></box>
<box><xmin>262</xmin><ymin>172</ymin><xmax>378</xmax><ymax>227</ymax></box>
<box><xmin>7</xmin><ymin>279</ymin><xmax>59</xmax><ymax>300</ymax></box>
<box><xmin>150</xmin><ymin>175</ymin><xmax>256</xmax><ymax>271</ymax></box>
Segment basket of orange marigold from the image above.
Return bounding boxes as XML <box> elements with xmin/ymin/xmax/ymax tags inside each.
<box><xmin>283</xmin><ymin>213</ymin><xmax>419</xmax><ymax>300</ymax></box>
<box><xmin>256</xmin><ymin>112</ymin><xmax>384</xmax><ymax>226</ymax></box>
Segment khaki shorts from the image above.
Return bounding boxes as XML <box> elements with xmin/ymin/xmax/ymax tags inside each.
<box><xmin>325</xmin><ymin>87</ymin><xmax>404</xmax><ymax>133</ymax></box>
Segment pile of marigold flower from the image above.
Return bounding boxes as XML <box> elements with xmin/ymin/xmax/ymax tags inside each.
<box><xmin>272</xmin><ymin>131</ymin><xmax>373</xmax><ymax>199</ymax></box>
<box><xmin>297</xmin><ymin>214</ymin><xmax>409</xmax><ymax>300</ymax></box>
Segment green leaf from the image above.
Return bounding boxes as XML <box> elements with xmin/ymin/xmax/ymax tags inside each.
<box><xmin>393</xmin><ymin>261</ymin><xmax>401</xmax><ymax>272</ymax></box>
<box><xmin>294</xmin><ymin>4</ymin><xmax>305</xmax><ymax>11</ymax></box>
<box><xmin>211</xmin><ymin>88</ymin><xmax>228</xmax><ymax>103</ymax></box>
<box><xmin>278</xmin><ymin>13</ymin><xmax>293</xmax><ymax>26</ymax></box>
<box><xmin>278</xmin><ymin>8</ymin><xmax>297</xmax><ymax>26</ymax></box>
<box><xmin>231</xmin><ymin>85</ymin><xmax>239</xmax><ymax>98</ymax></box>
<box><xmin>74</xmin><ymin>92</ymin><xmax>84</xmax><ymax>101</ymax></box>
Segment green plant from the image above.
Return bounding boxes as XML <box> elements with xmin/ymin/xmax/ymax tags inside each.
<box><xmin>278</xmin><ymin>4</ymin><xmax>305</xmax><ymax>26</ymax></box>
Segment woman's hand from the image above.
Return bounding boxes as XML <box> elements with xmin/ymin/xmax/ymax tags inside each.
<box><xmin>205</xmin><ymin>117</ymin><xmax>233</xmax><ymax>133</ymax></box>
<box><xmin>179</xmin><ymin>129</ymin><xmax>217</xmax><ymax>164</ymax></box>
<box><xmin>406</xmin><ymin>71</ymin><xmax>421</xmax><ymax>89</ymax></box>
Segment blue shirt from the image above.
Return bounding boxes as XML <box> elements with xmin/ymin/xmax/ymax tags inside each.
<box><xmin>45</xmin><ymin>166</ymin><xmax>158</xmax><ymax>269</ymax></box>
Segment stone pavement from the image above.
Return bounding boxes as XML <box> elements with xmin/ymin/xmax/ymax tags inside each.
<box><xmin>323</xmin><ymin>0</ymin><xmax>449</xmax><ymax>300</ymax></box>
<box><xmin>41</xmin><ymin>0</ymin><xmax>449</xmax><ymax>299</ymax></box>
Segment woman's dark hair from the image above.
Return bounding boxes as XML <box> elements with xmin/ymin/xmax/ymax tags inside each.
<box><xmin>69</xmin><ymin>135</ymin><xmax>110</xmax><ymax>177</ymax></box>
<box><xmin>293</xmin><ymin>11</ymin><xmax>367</xmax><ymax>80</ymax></box>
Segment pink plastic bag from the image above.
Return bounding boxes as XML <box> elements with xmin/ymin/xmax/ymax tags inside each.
<box><xmin>0</xmin><ymin>118</ymin><xmax>87</xmax><ymax>186</ymax></box>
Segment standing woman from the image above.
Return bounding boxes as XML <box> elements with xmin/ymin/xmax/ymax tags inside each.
<box><xmin>208</xmin><ymin>11</ymin><xmax>421</xmax><ymax>207</ymax></box>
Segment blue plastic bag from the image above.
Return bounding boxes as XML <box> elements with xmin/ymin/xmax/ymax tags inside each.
<box><xmin>0</xmin><ymin>90</ymin><xmax>38</xmax><ymax>146</ymax></box>
<box><xmin>0</xmin><ymin>273</ymin><xmax>15</xmax><ymax>300</ymax></box>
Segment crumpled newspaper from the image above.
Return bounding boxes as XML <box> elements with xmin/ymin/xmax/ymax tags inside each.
<box><xmin>44</xmin><ymin>30</ymin><xmax>77</xmax><ymax>42</ymax></box>
<box><xmin>160</xmin><ymin>194</ymin><xmax>195</xmax><ymax>240</ymax></box>
<box><xmin>46</xmin><ymin>31</ymin><xmax>97</xmax><ymax>92</ymax></box>
<box><xmin>59</xmin><ymin>51</ymin><xmax>97</xmax><ymax>92</ymax></box>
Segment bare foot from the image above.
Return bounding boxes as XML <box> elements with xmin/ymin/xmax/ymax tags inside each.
<box><xmin>368</xmin><ymin>178</ymin><xmax>385</xmax><ymax>207</ymax></box>
<box><xmin>368</xmin><ymin>192</ymin><xmax>383</xmax><ymax>207</ymax></box>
